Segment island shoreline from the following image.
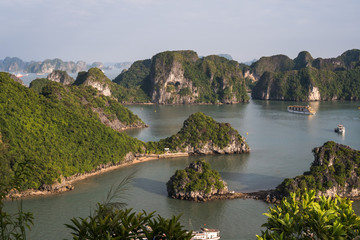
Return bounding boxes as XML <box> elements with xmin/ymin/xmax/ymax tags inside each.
<box><xmin>6</xmin><ymin>152</ymin><xmax>189</xmax><ymax>199</ymax></box>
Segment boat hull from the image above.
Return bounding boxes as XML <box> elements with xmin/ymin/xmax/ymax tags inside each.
<box><xmin>287</xmin><ymin>109</ymin><xmax>314</xmax><ymax>115</ymax></box>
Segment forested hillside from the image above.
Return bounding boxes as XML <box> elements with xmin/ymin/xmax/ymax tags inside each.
<box><xmin>30</xmin><ymin>79</ymin><xmax>146</xmax><ymax>130</ymax></box>
<box><xmin>0</xmin><ymin>72</ymin><xmax>145</xmax><ymax>191</ymax></box>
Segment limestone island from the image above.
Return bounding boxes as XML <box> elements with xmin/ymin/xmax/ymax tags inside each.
<box><xmin>145</xmin><ymin>112</ymin><xmax>250</xmax><ymax>155</ymax></box>
<box><xmin>251</xmin><ymin>141</ymin><xmax>360</xmax><ymax>203</ymax></box>
<box><xmin>167</xmin><ymin>160</ymin><xmax>246</xmax><ymax>201</ymax></box>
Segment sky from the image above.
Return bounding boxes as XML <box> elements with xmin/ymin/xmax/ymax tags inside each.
<box><xmin>1</xmin><ymin>0</ymin><xmax>360</xmax><ymax>64</ymax></box>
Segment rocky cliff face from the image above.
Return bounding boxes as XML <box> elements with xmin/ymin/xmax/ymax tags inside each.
<box><xmin>183</xmin><ymin>134</ymin><xmax>249</xmax><ymax>155</ymax></box>
<box><xmin>275</xmin><ymin>142</ymin><xmax>360</xmax><ymax>199</ymax></box>
<box><xmin>150</xmin><ymin>53</ymin><xmax>199</xmax><ymax>104</ymax></box>
<box><xmin>167</xmin><ymin>160</ymin><xmax>229</xmax><ymax>201</ymax></box>
<box><xmin>74</xmin><ymin>68</ymin><xmax>112</xmax><ymax>96</ymax></box>
<box><xmin>244</xmin><ymin>70</ymin><xmax>258</xmax><ymax>82</ymax></box>
<box><xmin>308</xmin><ymin>86</ymin><xmax>321</xmax><ymax>101</ymax></box>
<box><xmin>113</xmin><ymin>50</ymin><xmax>249</xmax><ymax>104</ymax></box>
<box><xmin>47</xmin><ymin>70</ymin><xmax>75</xmax><ymax>85</ymax></box>
<box><xmin>92</xmin><ymin>107</ymin><xmax>147</xmax><ymax>131</ymax></box>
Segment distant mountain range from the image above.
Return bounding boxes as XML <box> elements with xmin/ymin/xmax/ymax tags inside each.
<box><xmin>0</xmin><ymin>57</ymin><xmax>132</xmax><ymax>74</ymax></box>
<box><xmin>3</xmin><ymin>48</ymin><xmax>360</xmax><ymax>102</ymax></box>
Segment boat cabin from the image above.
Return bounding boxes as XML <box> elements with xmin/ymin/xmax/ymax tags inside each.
<box><xmin>191</xmin><ymin>228</ymin><xmax>221</xmax><ymax>240</ymax></box>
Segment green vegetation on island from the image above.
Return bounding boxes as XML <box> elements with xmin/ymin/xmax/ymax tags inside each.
<box><xmin>167</xmin><ymin>159</ymin><xmax>228</xmax><ymax>200</ymax></box>
<box><xmin>29</xmin><ymin>78</ymin><xmax>51</xmax><ymax>94</ymax></box>
<box><xmin>146</xmin><ymin>112</ymin><xmax>250</xmax><ymax>154</ymax></box>
<box><xmin>74</xmin><ymin>67</ymin><xmax>111</xmax><ymax>86</ymax></box>
<box><xmin>113</xmin><ymin>59</ymin><xmax>152</xmax><ymax>89</ymax></box>
<box><xmin>30</xmin><ymin>78</ymin><xmax>145</xmax><ymax>128</ymax></box>
<box><xmin>75</xmin><ymin>67</ymin><xmax>151</xmax><ymax>103</ymax></box>
<box><xmin>251</xmin><ymin>54</ymin><xmax>295</xmax><ymax>77</ymax></box>
<box><xmin>251</xmin><ymin>49</ymin><xmax>360</xmax><ymax>101</ymax></box>
<box><xmin>113</xmin><ymin>50</ymin><xmax>249</xmax><ymax>104</ymax></box>
<box><xmin>276</xmin><ymin>141</ymin><xmax>360</xmax><ymax>197</ymax></box>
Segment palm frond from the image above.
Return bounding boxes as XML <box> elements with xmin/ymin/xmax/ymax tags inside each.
<box><xmin>101</xmin><ymin>170</ymin><xmax>138</xmax><ymax>211</ymax></box>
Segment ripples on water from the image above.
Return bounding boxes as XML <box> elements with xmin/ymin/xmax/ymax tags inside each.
<box><xmin>4</xmin><ymin>100</ymin><xmax>360</xmax><ymax>240</ymax></box>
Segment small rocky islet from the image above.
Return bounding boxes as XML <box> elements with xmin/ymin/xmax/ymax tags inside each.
<box><xmin>167</xmin><ymin>159</ymin><xmax>250</xmax><ymax>202</ymax></box>
<box><xmin>145</xmin><ymin>111</ymin><xmax>250</xmax><ymax>155</ymax></box>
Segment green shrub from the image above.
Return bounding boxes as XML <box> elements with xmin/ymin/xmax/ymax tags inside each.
<box><xmin>257</xmin><ymin>190</ymin><xmax>360</xmax><ymax>239</ymax></box>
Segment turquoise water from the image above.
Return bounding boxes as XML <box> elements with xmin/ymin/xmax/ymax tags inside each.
<box><xmin>4</xmin><ymin>100</ymin><xmax>360</xmax><ymax>239</ymax></box>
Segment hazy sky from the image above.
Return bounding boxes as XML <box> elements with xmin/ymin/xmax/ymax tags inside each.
<box><xmin>1</xmin><ymin>0</ymin><xmax>359</xmax><ymax>63</ymax></box>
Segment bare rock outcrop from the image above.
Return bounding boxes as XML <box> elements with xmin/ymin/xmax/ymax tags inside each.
<box><xmin>308</xmin><ymin>85</ymin><xmax>321</xmax><ymax>101</ymax></box>
<box><xmin>47</xmin><ymin>70</ymin><xmax>75</xmax><ymax>85</ymax></box>
<box><xmin>92</xmin><ymin>107</ymin><xmax>148</xmax><ymax>131</ymax></box>
<box><xmin>74</xmin><ymin>67</ymin><xmax>112</xmax><ymax>96</ymax></box>
<box><xmin>150</xmin><ymin>60</ymin><xmax>199</xmax><ymax>104</ymax></box>
<box><xmin>184</xmin><ymin>135</ymin><xmax>249</xmax><ymax>155</ymax></box>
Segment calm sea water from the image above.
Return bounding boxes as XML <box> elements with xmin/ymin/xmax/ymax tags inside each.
<box><xmin>4</xmin><ymin>100</ymin><xmax>360</xmax><ymax>240</ymax></box>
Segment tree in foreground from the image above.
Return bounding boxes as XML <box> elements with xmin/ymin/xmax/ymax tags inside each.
<box><xmin>0</xmin><ymin>162</ymin><xmax>34</xmax><ymax>240</ymax></box>
<box><xmin>65</xmin><ymin>173</ymin><xmax>193</xmax><ymax>240</ymax></box>
<box><xmin>257</xmin><ymin>189</ymin><xmax>360</xmax><ymax>240</ymax></box>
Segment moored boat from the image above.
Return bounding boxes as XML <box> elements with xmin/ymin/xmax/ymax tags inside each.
<box><xmin>334</xmin><ymin>124</ymin><xmax>345</xmax><ymax>134</ymax></box>
<box><xmin>287</xmin><ymin>105</ymin><xmax>316</xmax><ymax>115</ymax></box>
<box><xmin>191</xmin><ymin>228</ymin><xmax>220</xmax><ymax>240</ymax></box>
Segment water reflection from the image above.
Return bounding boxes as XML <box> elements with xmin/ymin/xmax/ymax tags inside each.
<box><xmin>133</xmin><ymin>178</ymin><xmax>167</xmax><ymax>196</ymax></box>
<box><xmin>220</xmin><ymin>172</ymin><xmax>283</xmax><ymax>192</ymax></box>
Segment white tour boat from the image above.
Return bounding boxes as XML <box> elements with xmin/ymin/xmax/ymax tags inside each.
<box><xmin>287</xmin><ymin>105</ymin><xmax>316</xmax><ymax>115</ymax></box>
<box><xmin>334</xmin><ymin>124</ymin><xmax>345</xmax><ymax>134</ymax></box>
<box><xmin>191</xmin><ymin>228</ymin><xmax>221</xmax><ymax>240</ymax></box>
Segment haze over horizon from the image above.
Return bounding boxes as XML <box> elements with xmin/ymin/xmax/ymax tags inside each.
<box><xmin>1</xmin><ymin>0</ymin><xmax>359</xmax><ymax>63</ymax></box>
